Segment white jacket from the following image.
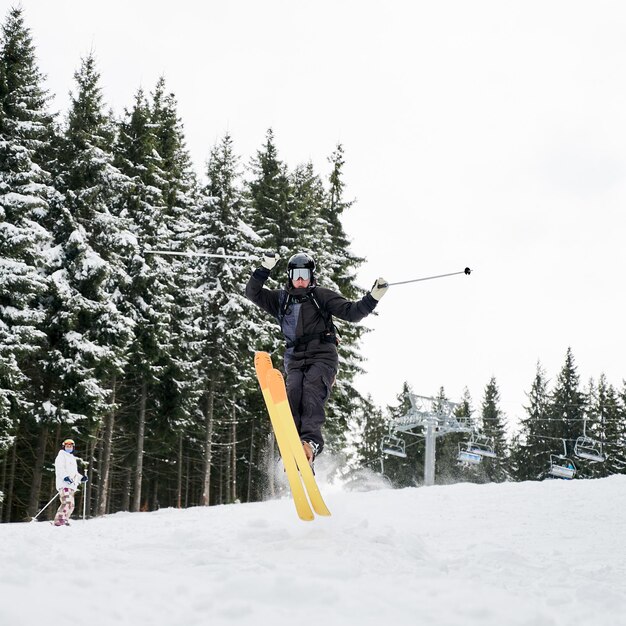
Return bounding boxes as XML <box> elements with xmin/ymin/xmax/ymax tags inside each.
<box><xmin>55</xmin><ymin>450</ymin><xmax>83</xmax><ymax>491</ymax></box>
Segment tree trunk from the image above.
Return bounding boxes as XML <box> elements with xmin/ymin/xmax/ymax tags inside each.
<box><xmin>231</xmin><ymin>401</ymin><xmax>237</xmax><ymax>502</ymax></box>
<box><xmin>0</xmin><ymin>448</ymin><xmax>7</xmax><ymax>521</ymax></box>
<box><xmin>247</xmin><ymin>420</ymin><xmax>255</xmax><ymax>503</ymax></box>
<box><xmin>152</xmin><ymin>473</ymin><xmax>159</xmax><ymax>510</ymax></box>
<box><xmin>95</xmin><ymin>431</ymin><xmax>104</xmax><ymax>512</ymax></box>
<box><xmin>225</xmin><ymin>442</ymin><xmax>231</xmax><ymax>503</ymax></box>
<box><xmin>27</xmin><ymin>423</ymin><xmax>49</xmax><ymax>518</ymax></box>
<box><xmin>47</xmin><ymin>473</ymin><xmax>56</xmax><ymax>521</ymax></box>
<box><xmin>121</xmin><ymin>468</ymin><xmax>131</xmax><ymax>511</ymax></box>
<box><xmin>218</xmin><ymin>457</ymin><xmax>223</xmax><ymax>505</ymax></box>
<box><xmin>97</xmin><ymin>376</ymin><xmax>116</xmax><ymax>516</ymax></box>
<box><xmin>85</xmin><ymin>431</ymin><xmax>98</xmax><ymax>519</ymax></box>
<box><xmin>48</xmin><ymin>424</ymin><xmax>61</xmax><ymax>520</ymax></box>
<box><xmin>176</xmin><ymin>432</ymin><xmax>183</xmax><ymax>508</ymax></box>
<box><xmin>4</xmin><ymin>436</ymin><xmax>18</xmax><ymax>522</ymax></box>
<box><xmin>267</xmin><ymin>433</ymin><xmax>276</xmax><ymax>499</ymax></box>
<box><xmin>200</xmin><ymin>376</ymin><xmax>215</xmax><ymax>506</ymax></box>
<box><xmin>184</xmin><ymin>453</ymin><xmax>190</xmax><ymax>508</ymax></box>
<box><xmin>132</xmin><ymin>379</ymin><xmax>148</xmax><ymax>512</ymax></box>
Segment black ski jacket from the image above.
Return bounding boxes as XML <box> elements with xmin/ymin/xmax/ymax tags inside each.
<box><xmin>245</xmin><ymin>267</ymin><xmax>378</xmax><ymax>370</ymax></box>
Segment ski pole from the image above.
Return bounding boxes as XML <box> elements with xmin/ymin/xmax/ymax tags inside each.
<box><xmin>381</xmin><ymin>267</ymin><xmax>472</xmax><ymax>288</ymax></box>
<box><xmin>82</xmin><ymin>461</ymin><xmax>89</xmax><ymax>521</ymax></box>
<box><xmin>145</xmin><ymin>250</ymin><xmax>253</xmax><ymax>260</ymax></box>
<box><xmin>31</xmin><ymin>493</ymin><xmax>59</xmax><ymax>522</ymax></box>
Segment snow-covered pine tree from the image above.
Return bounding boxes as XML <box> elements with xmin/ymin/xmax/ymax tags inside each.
<box><xmin>0</xmin><ymin>7</ymin><xmax>61</xmax><ymax>520</ymax></box>
<box><xmin>324</xmin><ymin>144</ymin><xmax>363</xmax><ymax>300</ymax></box>
<box><xmin>290</xmin><ymin>161</ymin><xmax>328</xmax><ymax>251</ymax></box>
<box><xmin>513</xmin><ymin>362</ymin><xmax>553</xmax><ymax>481</ymax></box>
<box><xmin>456</xmin><ymin>387</ymin><xmax>474</xmax><ymax>421</ymax></box>
<box><xmin>112</xmin><ymin>88</ymin><xmax>176</xmax><ymax>514</ymax></box>
<box><xmin>345</xmin><ymin>392</ymin><xmax>386</xmax><ymax>474</ymax></box>
<box><xmin>381</xmin><ymin>382</ymin><xmax>425</xmax><ymax>486</ymax></box>
<box><xmin>576</xmin><ymin>378</ymin><xmax>597</xmax><ymax>479</ymax></box>
<box><xmin>547</xmin><ymin>348</ymin><xmax>586</xmax><ymax>468</ymax></box>
<box><xmin>50</xmin><ymin>52</ymin><xmax>135</xmax><ymax>448</ymax></box>
<box><xmin>614</xmin><ymin>382</ymin><xmax>626</xmax><ymax>475</ymax></box>
<box><xmin>432</xmin><ymin>386</ymin><xmax>467</xmax><ymax>483</ymax></box>
<box><xmin>587</xmin><ymin>374</ymin><xmax>623</xmax><ymax>477</ymax></box>
<box><xmin>480</xmin><ymin>377</ymin><xmax>509</xmax><ymax>482</ymax></box>
<box><xmin>51</xmin><ymin>53</ymin><xmax>140</xmax><ymax>516</ymax></box>
<box><xmin>451</xmin><ymin>387</ymin><xmax>485</xmax><ymax>483</ymax></box>
<box><xmin>150</xmin><ymin>78</ymin><xmax>198</xmax><ymax>223</ymax></box>
<box><xmin>316</xmin><ymin>145</ymin><xmax>368</xmax><ymax>453</ymax></box>
<box><xmin>242</xmin><ymin>128</ymin><xmax>292</xmax><ymax>375</ymax></box>
<box><xmin>194</xmin><ymin>132</ymin><xmax>260</xmax><ymax>505</ymax></box>
<box><xmin>247</xmin><ymin>128</ymin><xmax>296</xmax><ymax>258</ymax></box>
<box><xmin>146</xmin><ymin>78</ymin><xmax>203</xmax><ymax>504</ymax></box>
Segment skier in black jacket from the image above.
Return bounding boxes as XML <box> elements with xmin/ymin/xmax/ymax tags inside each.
<box><xmin>246</xmin><ymin>251</ymin><xmax>388</xmax><ymax>465</ymax></box>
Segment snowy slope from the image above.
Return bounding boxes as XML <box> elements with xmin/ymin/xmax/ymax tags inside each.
<box><xmin>1</xmin><ymin>474</ymin><xmax>625</xmax><ymax>626</ymax></box>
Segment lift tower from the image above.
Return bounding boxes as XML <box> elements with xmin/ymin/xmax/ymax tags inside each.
<box><xmin>384</xmin><ymin>393</ymin><xmax>474</xmax><ymax>486</ymax></box>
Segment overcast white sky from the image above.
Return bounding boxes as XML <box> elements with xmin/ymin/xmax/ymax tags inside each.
<box><xmin>13</xmin><ymin>0</ymin><xmax>626</xmax><ymax>431</ymax></box>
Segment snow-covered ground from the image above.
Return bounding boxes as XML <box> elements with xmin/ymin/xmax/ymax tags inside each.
<box><xmin>1</xmin><ymin>471</ymin><xmax>625</xmax><ymax>626</ymax></box>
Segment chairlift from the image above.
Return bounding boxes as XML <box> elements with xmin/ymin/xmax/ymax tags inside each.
<box><xmin>548</xmin><ymin>440</ymin><xmax>576</xmax><ymax>479</ymax></box>
<box><xmin>457</xmin><ymin>442</ymin><xmax>481</xmax><ymax>465</ymax></box>
<box><xmin>574</xmin><ymin>438</ymin><xmax>605</xmax><ymax>462</ymax></box>
<box><xmin>549</xmin><ymin>455</ymin><xmax>576</xmax><ymax>479</ymax></box>
<box><xmin>574</xmin><ymin>418</ymin><xmax>605</xmax><ymax>462</ymax></box>
<box><xmin>468</xmin><ymin>434</ymin><xmax>497</xmax><ymax>459</ymax></box>
<box><xmin>381</xmin><ymin>435</ymin><xmax>407</xmax><ymax>459</ymax></box>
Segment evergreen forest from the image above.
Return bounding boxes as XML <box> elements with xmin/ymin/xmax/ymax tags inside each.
<box><xmin>1</xmin><ymin>9</ymin><xmax>625</xmax><ymax>522</ymax></box>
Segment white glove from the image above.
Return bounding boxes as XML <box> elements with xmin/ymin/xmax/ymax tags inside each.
<box><xmin>261</xmin><ymin>252</ymin><xmax>280</xmax><ymax>271</ymax></box>
<box><xmin>370</xmin><ymin>277</ymin><xmax>389</xmax><ymax>301</ymax></box>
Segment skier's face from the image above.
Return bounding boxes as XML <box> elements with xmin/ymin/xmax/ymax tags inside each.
<box><xmin>292</xmin><ymin>276</ymin><xmax>310</xmax><ymax>288</ymax></box>
<box><xmin>289</xmin><ymin>268</ymin><xmax>311</xmax><ymax>288</ymax></box>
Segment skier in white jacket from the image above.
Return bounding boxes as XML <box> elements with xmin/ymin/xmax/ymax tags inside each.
<box><xmin>53</xmin><ymin>438</ymin><xmax>87</xmax><ymax>526</ymax></box>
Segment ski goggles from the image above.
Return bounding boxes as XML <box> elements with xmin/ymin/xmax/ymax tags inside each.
<box><xmin>289</xmin><ymin>268</ymin><xmax>311</xmax><ymax>281</ymax></box>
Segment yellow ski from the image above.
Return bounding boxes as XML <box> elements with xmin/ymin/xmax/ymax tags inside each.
<box><xmin>266</xmin><ymin>367</ymin><xmax>331</xmax><ymax>518</ymax></box>
<box><xmin>254</xmin><ymin>352</ymin><xmax>314</xmax><ymax>521</ymax></box>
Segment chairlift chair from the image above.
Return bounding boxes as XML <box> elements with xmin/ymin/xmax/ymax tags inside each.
<box><xmin>549</xmin><ymin>455</ymin><xmax>576</xmax><ymax>479</ymax></box>
<box><xmin>381</xmin><ymin>435</ymin><xmax>407</xmax><ymax>459</ymax></box>
<box><xmin>457</xmin><ymin>442</ymin><xmax>482</xmax><ymax>465</ymax></box>
<box><xmin>574</xmin><ymin>437</ymin><xmax>605</xmax><ymax>462</ymax></box>
<box><xmin>468</xmin><ymin>434</ymin><xmax>497</xmax><ymax>459</ymax></box>
<box><xmin>548</xmin><ymin>439</ymin><xmax>576</xmax><ymax>479</ymax></box>
<box><xmin>574</xmin><ymin>416</ymin><xmax>606</xmax><ymax>463</ymax></box>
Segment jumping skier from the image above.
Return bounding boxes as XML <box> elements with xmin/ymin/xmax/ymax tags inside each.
<box><xmin>246</xmin><ymin>252</ymin><xmax>388</xmax><ymax>465</ymax></box>
<box><xmin>52</xmin><ymin>438</ymin><xmax>87</xmax><ymax>526</ymax></box>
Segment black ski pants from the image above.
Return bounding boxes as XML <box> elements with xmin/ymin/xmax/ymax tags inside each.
<box><xmin>285</xmin><ymin>361</ymin><xmax>336</xmax><ymax>453</ymax></box>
